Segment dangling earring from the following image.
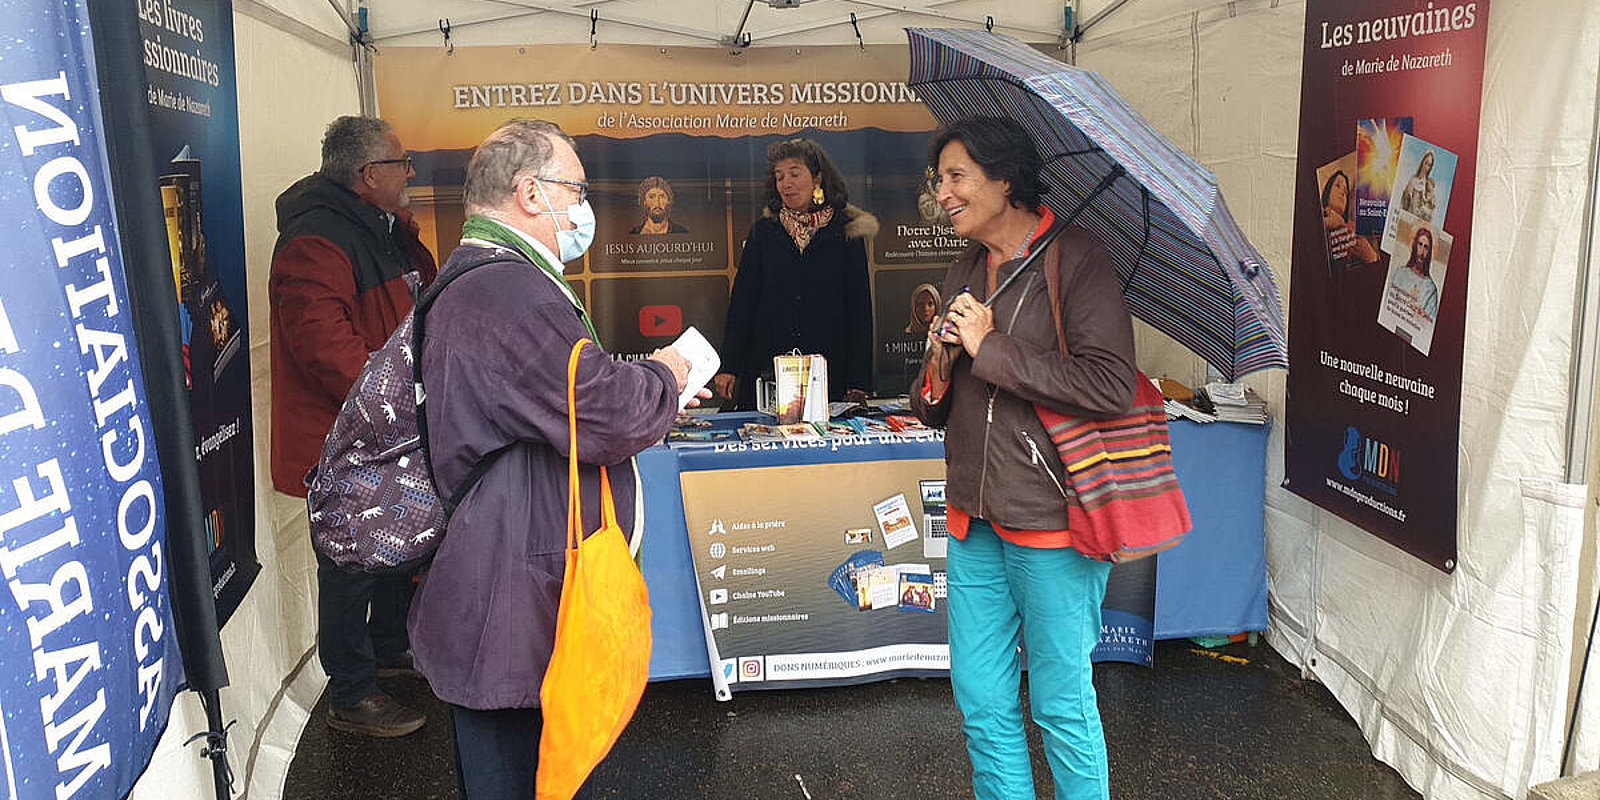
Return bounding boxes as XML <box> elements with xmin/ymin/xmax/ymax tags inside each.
<box><xmin>812</xmin><ymin>186</ymin><xmax>825</xmax><ymax>206</ymax></box>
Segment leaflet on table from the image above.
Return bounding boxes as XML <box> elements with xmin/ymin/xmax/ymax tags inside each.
<box><xmin>873</xmin><ymin>493</ymin><xmax>919</xmax><ymax>550</ymax></box>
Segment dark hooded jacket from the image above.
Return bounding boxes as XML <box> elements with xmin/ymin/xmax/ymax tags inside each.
<box><xmin>268</xmin><ymin>172</ymin><xmax>436</xmax><ymax>496</ymax></box>
<box><xmin>721</xmin><ymin>204</ymin><xmax>877</xmax><ymax>408</ymax></box>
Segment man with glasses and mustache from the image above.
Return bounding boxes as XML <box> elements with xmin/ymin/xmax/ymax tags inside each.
<box><xmin>269</xmin><ymin>115</ymin><xmax>436</xmax><ymax>738</ymax></box>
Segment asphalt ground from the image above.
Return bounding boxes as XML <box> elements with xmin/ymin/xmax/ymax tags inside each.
<box><xmin>284</xmin><ymin>638</ymin><xmax>1421</xmax><ymax>799</ymax></box>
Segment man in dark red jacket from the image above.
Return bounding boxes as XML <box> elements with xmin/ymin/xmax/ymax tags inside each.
<box><xmin>270</xmin><ymin>115</ymin><xmax>437</xmax><ymax>737</ymax></box>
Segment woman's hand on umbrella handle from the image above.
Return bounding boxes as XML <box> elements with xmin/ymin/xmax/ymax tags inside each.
<box><xmin>929</xmin><ymin>311</ymin><xmax>960</xmax><ymax>349</ymax></box>
<box><xmin>712</xmin><ymin>372</ymin><xmax>738</xmax><ymax>400</ymax></box>
<box><xmin>946</xmin><ymin>293</ymin><xmax>995</xmax><ymax>358</ymax></box>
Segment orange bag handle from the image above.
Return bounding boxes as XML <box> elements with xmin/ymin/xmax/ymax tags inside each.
<box><xmin>566</xmin><ymin>339</ymin><xmax>617</xmax><ymax>552</ymax></box>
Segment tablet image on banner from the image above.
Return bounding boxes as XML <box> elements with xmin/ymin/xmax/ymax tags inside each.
<box><xmin>1381</xmin><ymin>134</ymin><xmax>1457</xmax><ymax>255</ymax></box>
<box><xmin>1354</xmin><ymin>116</ymin><xmax>1412</xmax><ymax>236</ymax></box>
<box><xmin>920</xmin><ymin>479</ymin><xmax>948</xmax><ymax>559</ymax></box>
<box><xmin>1377</xmin><ymin>212</ymin><xmax>1452</xmax><ymax>356</ymax></box>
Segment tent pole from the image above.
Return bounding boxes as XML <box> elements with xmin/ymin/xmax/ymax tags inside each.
<box><xmin>1562</xmin><ymin>18</ymin><xmax>1600</xmax><ymax>486</ymax></box>
<box><xmin>350</xmin><ymin>2</ymin><xmax>378</xmax><ymax>116</ymax></box>
<box><xmin>233</xmin><ymin>0</ymin><xmax>350</xmax><ymax>58</ymax></box>
<box><xmin>724</xmin><ymin>0</ymin><xmax>755</xmax><ymax>47</ymax></box>
<box><xmin>1558</xmin><ymin>42</ymin><xmax>1600</xmax><ymax>776</ymax></box>
<box><xmin>1077</xmin><ymin>0</ymin><xmax>1140</xmax><ymax>40</ymax></box>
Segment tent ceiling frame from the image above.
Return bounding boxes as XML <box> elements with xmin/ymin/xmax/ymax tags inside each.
<box><xmin>1078</xmin><ymin>0</ymin><xmax>1138</xmax><ymax>38</ymax></box>
<box><xmin>372</xmin><ymin>0</ymin><xmax>1063</xmax><ymax>47</ymax></box>
<box><xmin>372</xmin><ymin>0</ymin><xmax>722</xmax><ymax>44</ymax></box>
<box><xmin>838</xmin><ymin>0</ymin><xmax>1062</xmax><ymax>38</ymax></box>
<box><xmin>234</xmin><ymin>0</ymin><xmax>351</xmax><ymax>57</ymax></box>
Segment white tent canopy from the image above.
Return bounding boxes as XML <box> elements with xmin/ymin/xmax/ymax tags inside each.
<box><xmin>130</xmin><ymin>2</ymin><xmax>1600</xmax><ymax>798</ymax></box>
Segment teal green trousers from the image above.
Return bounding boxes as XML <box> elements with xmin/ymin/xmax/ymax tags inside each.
<box><xmin>947</xmin><ymin>518</ymin><xmax>1113</xmax><ymax>800</ymax></box>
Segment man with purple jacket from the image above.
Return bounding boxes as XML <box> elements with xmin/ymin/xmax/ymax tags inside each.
<box><xmin>409</xmin><ymin>119</ymin><xmax>703</xmax><ymax>800</ymax></box>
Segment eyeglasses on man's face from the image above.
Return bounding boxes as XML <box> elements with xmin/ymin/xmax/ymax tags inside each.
<box><xmin>366</xmin><ymin>156</ymin><xmax>415</xmax><ymax>171</ymax></box>
<box><xmin>538</xmin><ymin>175</ymin><xmax>589</xmax><ymax>205</ymax></box>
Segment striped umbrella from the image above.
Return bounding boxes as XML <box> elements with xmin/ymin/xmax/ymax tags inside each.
<box><xmin>907</xmin><ymin>27</ymin><xmax>1287</xmax><ymax>380</ymax></box>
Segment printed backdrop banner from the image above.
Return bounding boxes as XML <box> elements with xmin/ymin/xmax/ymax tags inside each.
<box><xmin>0</xmin><ymin>1</ymin><xmax>186</xmax><ymax>795</ymax></box>
<box><xmin>375</xmin><ymin>44</ymin><xmax>970</xmax><ymax>396</ymax></box>
<box><xmin>675</xmin><ymin>438</ymin><xmax>1154</xmax><ymax>698</ymax></box>
<box><xmin>1284</xmin><ymin>0</ymin><xmax>1490</xmax><ymax>570</ymax></box>
<box><xmin>137</xmin><ymin>0</ymin><xmax>258</xmax><ymax>621</ymax></box>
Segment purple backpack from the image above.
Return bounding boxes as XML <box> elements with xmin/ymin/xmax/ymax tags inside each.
<box><xmin>307</xmin><ymin>250</ymin><xmax>510</xmax><ymax>573</ymax></box>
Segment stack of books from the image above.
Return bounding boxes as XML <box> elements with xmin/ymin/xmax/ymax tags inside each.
<box><xmin>1204</xmin><ymin>382</ymin><xmax>1269</xmax><ymax>425</ymax></box>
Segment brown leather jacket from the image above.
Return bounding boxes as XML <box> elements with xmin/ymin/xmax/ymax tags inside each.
<box><xmin>910</xmin><ymin>227</ymin><xmax>1137</xmax><ymax>531</ymax></box>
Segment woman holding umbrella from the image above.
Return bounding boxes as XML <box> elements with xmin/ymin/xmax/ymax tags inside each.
<box><xmin>911</xmin><ymin>116</ymin><xmax>1137</xmax><ymax>800</ymax></box>
<box><xmin>714</xmin><ymin>138</ymin><xmax>876</xmax><ymax>409</ymax></box>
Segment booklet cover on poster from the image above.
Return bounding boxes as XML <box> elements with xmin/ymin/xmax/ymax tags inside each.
<box><xmin>1381</xmin><ymin>133</ymin><xmax>1458</xmax><ymax>255</ymax></box>
<box><xmin>1355</xmin><ymin>117</ymin><xmax>1413</xmax><ymax>236</ymax></box>
<box><xmin>1376</xmin><ymin>210</ymin><xmax>1451</xmax><ymax>356</ymax></box>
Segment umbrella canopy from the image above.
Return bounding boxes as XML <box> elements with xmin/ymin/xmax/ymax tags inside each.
<box><xmin>906</xmin><ymin>27</ymin><xmax>1288</xmax><ymax>380</ymax></box>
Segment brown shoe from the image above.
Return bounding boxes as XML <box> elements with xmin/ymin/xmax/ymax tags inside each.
<box><xmin>327</xmin><ymin>693</ymin><xmax>425</xmax><ymax>738</ymax></box>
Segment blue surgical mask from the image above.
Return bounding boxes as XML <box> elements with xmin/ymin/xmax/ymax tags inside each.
<box><xmin>536</xmin><ymin>180</ymin><xmax>596</xmax><ymax>262</ymax></box>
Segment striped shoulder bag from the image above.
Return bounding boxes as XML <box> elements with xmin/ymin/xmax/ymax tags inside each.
<box><xmin>1034</xmin><ymin>238</ymin><xmax>1193</xmax><ymax>562</ymax></box>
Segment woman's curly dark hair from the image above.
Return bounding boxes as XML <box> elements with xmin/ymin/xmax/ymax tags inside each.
<box><xmin>764</xmin><ymin>137</ymin><xmax>849</xmax><ymax>214</ymax></box>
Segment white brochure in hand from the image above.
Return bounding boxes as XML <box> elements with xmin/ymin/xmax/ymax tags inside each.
<box><xmin>670</xmin><ymin>326</ymin><xmax>721</xmax><ymax>410</ymax></box>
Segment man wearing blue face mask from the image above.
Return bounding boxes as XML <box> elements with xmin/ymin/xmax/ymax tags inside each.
<box><xmin>407</xmin><ymin>119</ymin><xmax>708</xmax><ymax>800</ymax></box>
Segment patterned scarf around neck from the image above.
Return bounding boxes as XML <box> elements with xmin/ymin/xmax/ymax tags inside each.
<box><xmin>778</xmin><ymin>205</ymin><xmax>835</xmax><ymax>252</ymax></box>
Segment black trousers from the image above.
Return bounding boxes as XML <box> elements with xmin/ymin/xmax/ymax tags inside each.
<box><xmin>315</xmin><ymin>551</ymin><xmax>413</xmax><ymax>708</ymax></box>
<box><xmin>450</xmin><ymin>704</ymin><xmax>596</xmax><ymax>800</ymax></box>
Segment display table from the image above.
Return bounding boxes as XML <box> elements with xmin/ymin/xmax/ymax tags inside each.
<box><xmin>638</xmin><ymin>416</ymin><xmax>1268</xmax><ymax>681</ymax></box>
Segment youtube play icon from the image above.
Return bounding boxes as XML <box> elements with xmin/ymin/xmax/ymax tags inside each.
<box><xmin>638</xmin><ymin>304</ymin><xmax>684</xmax><ymax>337</ymax></box>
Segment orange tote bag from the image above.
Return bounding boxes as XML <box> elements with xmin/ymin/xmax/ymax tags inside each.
<box><xmin>535</xmin><ymin>339</ymin><xmax>654</xmax><ymax>800</ymax></box>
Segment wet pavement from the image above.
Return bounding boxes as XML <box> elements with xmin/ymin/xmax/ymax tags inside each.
<box><xmin>284</xmin><ymin>639</ymin><xmax>1421</xmax><ymax>799</ymax></box>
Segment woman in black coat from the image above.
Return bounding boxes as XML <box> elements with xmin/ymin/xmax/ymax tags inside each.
<box><xmin>714</xmin><ymin>138</ymin><xmax>877</xmax><ymax>410</ymax></box>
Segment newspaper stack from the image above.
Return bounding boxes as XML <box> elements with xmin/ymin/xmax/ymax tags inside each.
<box><xmin>1204</xmin><ymin>382</ymin><xmax>1269</xmax><ymax>425</ymax></box>
<box><xmin>1165</xmin><ymin>398</ymin><xmax>1216</xmax><ymax>423</ymax></box>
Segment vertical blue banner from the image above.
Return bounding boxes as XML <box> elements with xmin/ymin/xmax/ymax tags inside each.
<box><xmin>0</xmin><ymin>1</ymin><xmax>185</xmax><ymax>797</ymax></box>
<box><xmin>136</xmin><ymin>0</ymin><xmax>258</xmax><ymax>623</ymax></box>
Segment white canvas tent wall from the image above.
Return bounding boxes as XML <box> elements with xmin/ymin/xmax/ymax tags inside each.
<box><xmin>124</xmin><ymin>2</ymin><xmax>1600</xmax><ymax>799</ymax></box>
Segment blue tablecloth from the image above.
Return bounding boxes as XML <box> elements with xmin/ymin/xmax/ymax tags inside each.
<box><xmin>639</xmin><ymin>416</ymin><xmax>1268</xmax><ymax>680</ymax></box>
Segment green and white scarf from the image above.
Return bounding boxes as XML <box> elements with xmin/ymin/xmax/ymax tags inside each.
<box><xmin>458</xmin><ymin>214</ymin><xmax>600</xmax><ymax>344</ymax></box>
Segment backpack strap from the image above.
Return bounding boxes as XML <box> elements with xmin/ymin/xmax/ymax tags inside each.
<box><xmin>412</xmin><ymin>246</ymin><xmax>525</xmax><ymax>516</ymax></box>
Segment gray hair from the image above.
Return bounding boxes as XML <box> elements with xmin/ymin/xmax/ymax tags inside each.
<box><xmin>464</xmin><ymin>119</ymin><xmax>574</xmax><ymax>216</ymax></box>
<box><xmin>320</xmin><ymin>116</ymin><xmax>393</xmax><ymax>188</ymax></box>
